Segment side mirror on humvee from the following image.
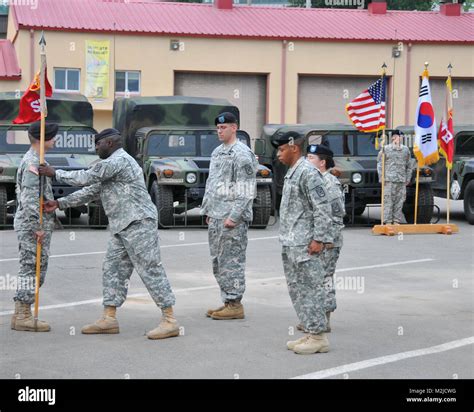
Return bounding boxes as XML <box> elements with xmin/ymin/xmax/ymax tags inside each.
<box><xmin>254</xmin><ymin>139</ymin><xmax>266</xmax><ymax>156</ymax></box>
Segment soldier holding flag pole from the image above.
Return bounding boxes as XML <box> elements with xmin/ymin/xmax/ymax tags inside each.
<box><xmin>11</xmin><ymin>32</ymin><xmax>58</xmax><ymax>332</ymax></box>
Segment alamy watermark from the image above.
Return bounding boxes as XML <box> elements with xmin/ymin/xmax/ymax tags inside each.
<box><xmin>325</xmin><ymin>0</ymin><xmax>365</xmax><ymax>9</ymax></box>
<box><xmin>0</xmin><ymin>0</ymin><xmax>39</xmax><ymax>10</ymax></box>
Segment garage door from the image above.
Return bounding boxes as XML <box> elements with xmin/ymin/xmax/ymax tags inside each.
<box><xmin>175</xmin><ymin>72</ymin><xmax>267</xmax><ymax>142</ymax></box>
<box><xmin>298</xmin><ymin>76</ymin><xmax>385</xmax><ymax>124</ymax></box>
<box><xmin>430</xmin><ymin>78</ymin><xmax>474</xmax><ymax>125</ymax></box>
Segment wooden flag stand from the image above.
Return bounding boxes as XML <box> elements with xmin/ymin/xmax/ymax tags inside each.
<box><xmin>372</xmin><ymin>223</ymin><xmax>458</xmax><ymax>236</ymax></box>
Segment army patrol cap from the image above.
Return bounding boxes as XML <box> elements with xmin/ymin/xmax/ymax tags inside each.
<box><xmin>271</xmin><ymin>131</ymin><xmax>303</xmax><ymax>149</ymax></box>
<box><xmin>307</xmin><ymin>144</ymin><xmax>334</xmax><ymax>157</ymax></box>
<box><xmin>28</xmin><ymin>121</ymin><xmax>58</xmax><ymax>141</ymax></box>
<box><xmin>95</xmin><ymin>128</ymin><xmax>121</xmax><ymax>144</ymax></box>
<box><xmin>215</xmin><ymin>112</ymin><xmax>238</xmax><ymax>126</ymax></box>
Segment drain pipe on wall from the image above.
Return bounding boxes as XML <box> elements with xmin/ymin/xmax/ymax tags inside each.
<box><xmin>404</xmin><ymin>43</ymin><xmax>412</xmax><ymax>126</ymax></box>
<box><xmin>281</xmin><ymin>40</ymin><xmax>287</xmax><ymax>124</ymax></box>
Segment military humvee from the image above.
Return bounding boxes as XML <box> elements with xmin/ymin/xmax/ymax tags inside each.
<box><xmin>399</xmin><ymin>124</ymin><xmax>474</xmax><ymax>225</ymax></box>
<box><xmin>113</xmin><ymin>96</ymin><xmax>273</xmax><ymax>228</ymax></box>
<box><xmin>0</xmin><ymin>92</ymin><xmax>107</xmax><ymax>227</ymax></box>
<box><xmin>255</xmin><ymin>124</ymin><xmax>436</xmax><ymax>224</ymax></box>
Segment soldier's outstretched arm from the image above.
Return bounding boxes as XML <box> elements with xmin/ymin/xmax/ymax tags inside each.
<box><xmin>54</xmin><ymin>160</ymin><xmax>120</xmax><ymax>187</ymax></box>
<box><xmin>57</xmin><ymin>183</ymin><xmax>101</xmax><ymax>210</ymax></box>
<box><xmin>304</xmin><ymin>171</ymin><xmax>333</xmax><ymax>244</ymax></box>
<box><xmin>228</xmin><ymin>156</ymin><xmax>257</xmax><ymax>222</ymax></box>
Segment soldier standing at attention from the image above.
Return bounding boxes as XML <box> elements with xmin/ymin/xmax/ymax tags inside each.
<box><xmin>306</xmin><ymin>144</ymin><xmax>345</xmax><ymax>334</ymax></box>
<box><xmin>377</xmin><ymin>130</ymin><xmax>412</xmax><ymax>225</ymax></box>
<box><xmin>11</xmin><ymin>122</ymin><xmax>58</xmax><ymax>332</ymax></box>
<box><xmin>39</xmin><ymin>128</ymin><xmax>179</xmax><ymax>340</ymax></box>
<box><xmin>272</xmin><ymin>131</ymin><xmax>333</xmax><ymax>355</ymax></box>
<box><xmin>201</xmin><ymin>112</ymin><xmax>258</xmax><ymax>320</ymax></box>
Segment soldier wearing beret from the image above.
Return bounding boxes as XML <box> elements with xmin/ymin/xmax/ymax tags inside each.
<box><xmin>273</xmin><ymin>131</ymin><xmax>334</xmax><ymax>354</ymax></box>
<box><xmin>201</xmin><ymin>112</ymin><xmax>258</xmax><ymax>320</ymax></box>
<box><xmin>11</xmin><ymin>121</ymin><xmax>58</xmax><ymax>332</ymax></box>
<box><xmin>377</xmin><ymin>130</ymin><xmax>412</xmax><ymax>224</ymax></box>
<box><xmin>306</xmin><ymin>144</ymin><xmax>345</xmax><ymax>334</ymax></box>
<box><xmin>38</xmin><ymin>128</ymin><xmax>180</xmax><ymax>340</ymax></box>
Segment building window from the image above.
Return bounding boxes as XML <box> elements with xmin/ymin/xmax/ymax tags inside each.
<box><xmin>54</xmin><ymin>68</ymin><xmax>80</xmax><ymax>92</ymax></box>
<box><xmin>115</xmin><ymin>71</ymin><xmax>140</xmax><ymax>94</ymax></box>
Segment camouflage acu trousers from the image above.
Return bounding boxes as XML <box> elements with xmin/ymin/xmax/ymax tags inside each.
<box><xmin>208</xmin><ymin>218</ymin><xmax>248</xmax><ymax>303</ymax></box>
<box><xmin>383</xmin><ymin>181</ymin><xmax>406</xmax><ymax>224</ymax></box>
<box><xmin>323</xmin><ymin>247</ymin><xmax>341</xmax><ymax>313</ymax></box>
<box><xmin>14</xmin><ymin>230</ymin><xmax>52</xmax><ymax>304</ymax></box>
<box><xmin>102</xmin><ymin>218</ymin><xmax>175</xmax><ymax>308</ymax></box>
<box><xmin>282</xmin><ymin>246</ymin><xmax>327</xmax><ymax>334</ymax></box>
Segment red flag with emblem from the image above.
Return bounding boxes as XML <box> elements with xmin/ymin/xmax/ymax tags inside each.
<box><xmin>438</xmin><ymin>74</ymin><xmax>454</xmax><ymax>169</ymax></box>
<box><xmin>12</xmin><ymin>69</ymin><xmax>52</xmax><ymax>124</ymax></box>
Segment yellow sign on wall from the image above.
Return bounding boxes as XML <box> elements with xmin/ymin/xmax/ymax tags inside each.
<box><xmin>85</xmin><ymin>40</ymin><xmax>110</xmax><ymax>99</ymax></box>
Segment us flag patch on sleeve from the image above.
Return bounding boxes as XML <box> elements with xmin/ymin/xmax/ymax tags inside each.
<box><xmin>28</xmin><ymin>165</ymin><xmax>39</xmax><ymax>175</ymax></box>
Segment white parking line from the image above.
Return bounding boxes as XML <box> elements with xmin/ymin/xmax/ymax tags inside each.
<box><xmin>0</xmin><ymin>236</ymin><xmax>280</xmax><ymax>263</ymax></box>
<box><xmin>292</xmin><ymin>336</ymin><xmax>474</xmax><ymax>379</ymax></box>
<box><xmin>0</xmin><ymin>258</ymin><xmax>434</xmax><ymax>316</ymax></box>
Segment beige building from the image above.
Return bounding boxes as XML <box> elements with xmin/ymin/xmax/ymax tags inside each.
<box><xmin>1</xmin><ymin>0</ymin><xmax>473</xmax><ymax>139</ymax></box>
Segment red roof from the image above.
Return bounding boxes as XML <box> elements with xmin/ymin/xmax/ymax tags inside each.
<box><xmin>11</xmin><ymin>0</ymin><xmax>474</xmax><ymax>43</ymax></box>
<box><xmin>0</xmin><ymin>40</ymin><xmax>21</xmax><ymax>80</ymax></box>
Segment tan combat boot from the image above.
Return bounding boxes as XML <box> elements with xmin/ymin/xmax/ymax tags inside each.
<box><xmin>293</xmin><ymin>333</ymin><xmax>330</xmax><ymax>355</ymax></box>
<box><xmin>210</xmin><ymin>301</ymin><xmax>244</xmax><ymax>320</ymax></box>
<box><xmin>146</xmin><ymin>306</ymin><xmax>180</xmax><ymax>340</ymax></box>
<box><xmin>11</xmin><ymin>301</ymin><xmax>50</xmax><ymax>332</ymax></box>
<box><xmin>326</xmin><ymin>312</ymin><xmax>332</xmax><ymax>333</ymax></box>
<box><xmin>287</xmin><ymin>335</ymin><xmax>308</xmax><ymax>351</ymax></box>
<box><xmin>205</xmin><ymin>305</ymin><xmax>226</xmax><ymax>318</ymax></box>
<box><xmin>81</xmin><ymin>306</ymin><xmax>119</xmax><ymax>334</ymax></box>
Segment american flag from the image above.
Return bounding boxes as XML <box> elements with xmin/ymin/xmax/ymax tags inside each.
<box><xmin>346</xmin><ymin>75</ymin><xmax>387</xmax><ymax>133</ymax></box>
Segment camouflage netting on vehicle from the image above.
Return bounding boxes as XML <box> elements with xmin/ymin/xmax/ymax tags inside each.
<box><xmin>0</xmin><ymin>92</ymin><xmax>94</xmax><ymax>127</ymax></box>
<box><xmin>113</xmin><ymin>96</ymin><xmax>240</xmax><ymax>157</ymax></box>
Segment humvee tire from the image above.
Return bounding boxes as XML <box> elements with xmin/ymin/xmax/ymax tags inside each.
<box><xmin>65</xmin><ymin>208</ymin><xmax>82</xmax><ymax>220</ymax></box>
<box><xmin>403</xmin><ymin>184</ymin><xmax>434</xmax><ymax>224</ymax></box>
<box><xmin>463</xmin><ymin>180</ymin><xmax>474</xmax><ymax>225</ymax></box>
<box><xmin>251</xmin><ymin>185</ymin><xmax>272</xmax><ymax>229</ymax></box>
<box><xmin>88</xmin><ymin>204</ymin><xmax>108</xmax><ymax>229</ymax></box>
<box><xmin>0</xmin><ymin>186</ymin><xmax>7</xmax><ymax>228</ymax></box>
<box><xmin>150</xmin><ymin>180</ymin><xmax>174</xmax><ymax>229</ymax></box>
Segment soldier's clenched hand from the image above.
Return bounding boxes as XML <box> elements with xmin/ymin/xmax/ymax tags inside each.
<box><xmin>44</xmin><ymin>200</ymin><xmax>59</xmax><ymax>213</ymax></box>
<box><xmin>34</xmin><ymin>230</ymin><xmax>45</xmax><ymax>244</ymax></box>
<box><xmin>224</xmin><ymin>218</ymin><xmax>236</xmax><ymax>229</ymax></box>
<box><xmin>308</xmin><ymin>240</ymin><xmax>324</xmax><ymax>255</ymax></box>
<box><xmin>38</xmin><ymin>165</ymin><xmax>55</xmax><ymax>177</ymax></box>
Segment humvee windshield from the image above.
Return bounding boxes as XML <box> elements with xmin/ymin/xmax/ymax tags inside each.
<box><xmin>455</xmin><ymin>133</ymin><xmax>474</xmax><ymax>156</ymax></box>
<box><xmin>147</xmin><ymin>130</ymin><xmax>250</xmax><ymax>157</ymax></box>
<box><xmin>0</xmin><ymin>128</ymin><xmax>96</xmax><ymax>154</ymax></box>
<box><xmin>314</xmin><ymin>132</ymin><xmax>379</xmax><ymax>157</ymax></box>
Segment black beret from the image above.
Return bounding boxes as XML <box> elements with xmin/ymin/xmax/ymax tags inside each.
<box><xmin>271</xmin><ymin>131</ymin><xmax>303</xmax><ymax>148</ymax></box>
<box><xmin>28</xmin><ymin>121</ymin><xmax>58</xmax><ymax>141</ymax></box>
<box><xmin>215</xmin><ymin>112</ymin><xmax>238</xmax><ymax>126</ymax></box>
<box><xmin>391</xmin><ymin>130</ymin><xmax>404</xmax><ymax>137</ymax></box>
<box><xmin>95</xmin><ymin>128</ymin><xmax>121</xmax><ymax>143</ymax></box>
<box><xmin>307</xmin><ymin>144</ymin><xmax>333</xmax><ymax>157</ymax></box>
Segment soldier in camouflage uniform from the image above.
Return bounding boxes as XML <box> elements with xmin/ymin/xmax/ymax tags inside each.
<box><xmin>11</xmin><ymin>122</ymin><xmax>58</xmax><ymax>332</ymax></box>
<box><xmin>201</xmin><ymin>112</ymin><xmax>258</xmax><ymax>320</ymax></box>
<box><xmin>306</xmin><ymin>144</ymin><xmax>345</xmax><ymax>333</ymax></box>
<box><xmin>272</xmin><ymin>131</ymin><xmax>334</xmax><ymax>354</ymax></box>
<box><xmin>377</xmin><ymin>131</ymin><xmax>412</xmax><ymax>224</ymax></box>
<box><xmin>39</xmin><ymin>128</ymin><xmax>179</xmax><ymax>340</ymax></box>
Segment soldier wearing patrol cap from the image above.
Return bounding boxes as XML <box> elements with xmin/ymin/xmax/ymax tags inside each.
<box><xmin>273</xmin><ymin>131</ymin><xmax>334</xmax><ymax>354</ymax></box>
<box><xmin>201</xmin><ymin>112</ymin><xmax>258</xmax><ymax>320</ymax></box>
<box><xmin>11</xmin><ymin>121</ymin><xmax>58</xmax><ymax>332</ymax></box>
<box><xmin>377</xmin><ymin>130</ymin><xmax>412</xmax><ymax>224</ymax></box>
<box><xmin>38</xmin><ymin>128</ymin><xmax>180</xmax><ymax>340</ymax></box>
<box><xmin>306</xmin><ymin>144</ymin><xmax>345</xmax><ymax>334</ymax></box>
